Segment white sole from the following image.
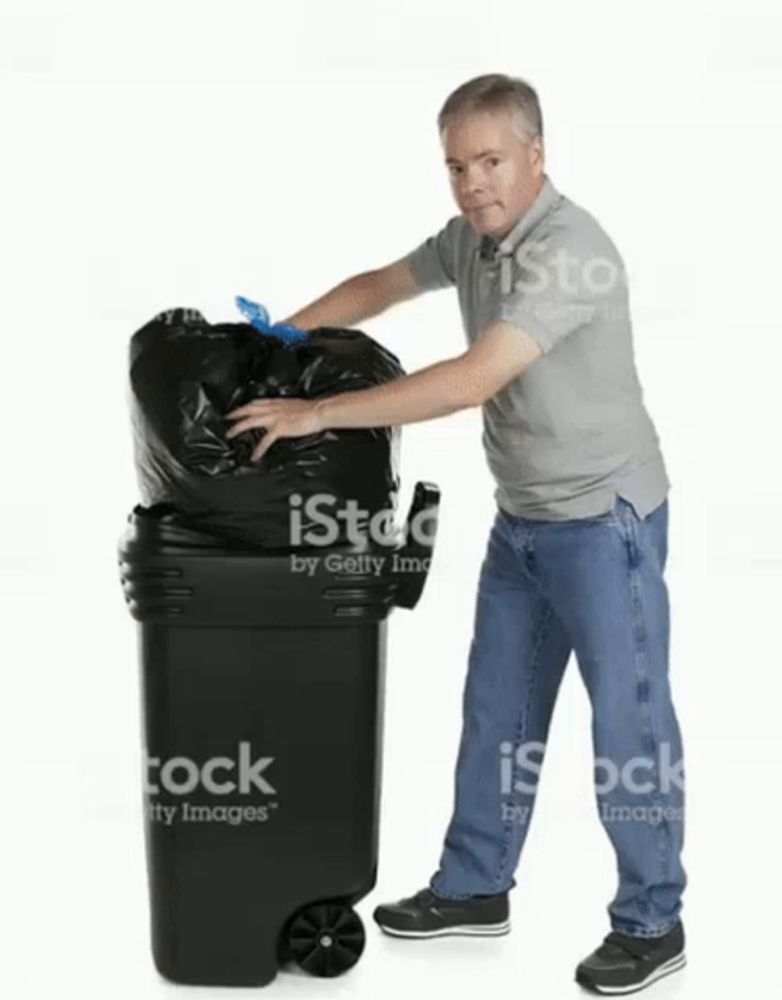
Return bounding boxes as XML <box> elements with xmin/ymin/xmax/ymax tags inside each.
<box><xmin>583</xmin><ymin>951</ymin><xmax>686</xmax><ymax>994</ymax></box>
<box><xmin>377</xmin><ymin>920</ymin><xmax>511</xmax><ymax>939</ymax></box>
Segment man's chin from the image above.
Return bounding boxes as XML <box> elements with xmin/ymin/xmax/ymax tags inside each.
<box><xmin>463</xmin><ymin>206</ymin><xmax>507</xmax><ymax>236</ymax></box>
<box><xmin>466</xmin><ymin>219</ymin><xmax>507</xmax><ymax>239</ymax></box>
<box><xmin>462</xmin><ymin>212</ymin><xmax>502</xmax><ymax>236</ymax></box>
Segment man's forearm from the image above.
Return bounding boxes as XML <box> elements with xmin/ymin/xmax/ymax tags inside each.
<box><xmin>281</xmin><ymin>271</ymin><xmax>400</xmax><ymax>331</ymax></box>
<box><xmin>314</xmin><ymin>354</ymin><xmax>483</xmax><ymax>429</ymax></box>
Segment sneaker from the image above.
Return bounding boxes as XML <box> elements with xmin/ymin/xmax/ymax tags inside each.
<box><xmin>574</xmin><ymin>921</ymin><xmax>686</xmax><ymax>994</ymax></box>
<box><xmin>372</xmin><ymin>887</ymin><xmax>510</xmax><ymax>939</ymax></box>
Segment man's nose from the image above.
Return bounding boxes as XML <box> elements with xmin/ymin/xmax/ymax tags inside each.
<box><xmin>461</xmin><ymin>165</ymin><xmax>486</xmax><ymax>196</ymax></box>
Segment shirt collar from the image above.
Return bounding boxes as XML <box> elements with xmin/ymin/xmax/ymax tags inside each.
<box><xmin>477</xmin><ymin>175</ymin><xmax>561</xmax><ymax>260</ymax></box>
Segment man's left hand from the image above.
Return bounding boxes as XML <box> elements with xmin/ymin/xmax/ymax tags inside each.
<box><xmin>224</xmin><ymin>398</ymin><xmax>323</xmax><ymax>463</ymax></box>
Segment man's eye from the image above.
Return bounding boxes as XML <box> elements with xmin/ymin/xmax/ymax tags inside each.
<box><xmin>487</xmin><ymin>158</ymin><xmax>500</xmax><ymax>167</ymax></box>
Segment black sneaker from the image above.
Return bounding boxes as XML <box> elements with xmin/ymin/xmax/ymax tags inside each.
<box><xmin>575</xmin><ymin>921</ymin><xmax>686</xmax><ymax>994</ymax></box>
<box><xmin>372</xmin><ymin>887</ymin><xmax>510</xmax><ymax>939</ymax></box>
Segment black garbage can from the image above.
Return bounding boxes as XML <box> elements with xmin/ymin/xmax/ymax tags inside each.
<box><xmin>118</xmin><ymin>480</ymin><xmax>439</xmax><ymax>987</ymax></box>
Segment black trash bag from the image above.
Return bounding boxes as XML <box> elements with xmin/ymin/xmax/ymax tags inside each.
<box><xmin>129</xmin><ymin>307</ymin><xmax>403</xmax><ymax>548</ymax></box>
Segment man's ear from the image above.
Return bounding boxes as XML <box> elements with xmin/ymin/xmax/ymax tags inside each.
<box><xmin>529</xmin><ymin>135</ymin><xmax>545</xmax><ymax>174</ymax></box>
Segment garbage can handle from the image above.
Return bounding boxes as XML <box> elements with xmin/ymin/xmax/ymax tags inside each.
<box><xmin>393</xmin><ymin>480</ymin><xmax>441</xmax><ymax>610</ymax></box>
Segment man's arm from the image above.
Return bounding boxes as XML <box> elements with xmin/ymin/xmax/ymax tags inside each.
<box><xmin>279</xmin><ymin>258</ymin><xmax>423</xmax><ymax>331</ymax></box>
<box><xmin>314</xmin><ymin>320</ymin><xmax>542</xmax><ymax>428</ymax></box>
<box><xmin>225</xmin><ymin>320</ymin><xmax>542</xmax><ymax>461</ymax></box>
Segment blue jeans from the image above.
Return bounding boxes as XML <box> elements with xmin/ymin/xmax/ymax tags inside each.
<box><xmin>428</xmin><ymin>495</ymin><xmax>686</xmax><ymax>938</ymax></box>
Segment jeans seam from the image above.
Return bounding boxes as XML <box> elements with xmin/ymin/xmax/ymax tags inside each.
<box><xmin>492</xmin><ymin>601</ymin><xmax>551</xmax><ymax>890</ymax></box>
<box><xmin>624</xmin><ymin>518</ymin><xmax>669</xmax><ymax>901</ymax></box>
<box><xmin>611</xmin><ymin>919</ymin><xmax>679</xmax><ymax>938</ymax></box>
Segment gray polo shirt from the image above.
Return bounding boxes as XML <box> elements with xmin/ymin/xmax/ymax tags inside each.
<box><xmin>400</xmin><ymin>174</ymin><xmax>669</xmax><ymax>520</ymax></box>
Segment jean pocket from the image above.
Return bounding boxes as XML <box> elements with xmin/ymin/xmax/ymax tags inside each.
<box><xmin>580</xmin><ymin>495</ymin><xmax>639</xmax><ymax>526</ymax></box>
<box><xmin>615</xmin><ymin>496</ymin><xmax>642</xmax><ymax>522</ymax></box>
<box><xmin>578</xmin><ymin>496</ymin><xmax>620</xmax><ymax>524</ymax></box>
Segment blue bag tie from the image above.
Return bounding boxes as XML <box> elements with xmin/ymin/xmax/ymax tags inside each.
<box><xmin>235</xmin><ymin>295</ymin><xmax>309</xmax><ymax>347</ymax></box>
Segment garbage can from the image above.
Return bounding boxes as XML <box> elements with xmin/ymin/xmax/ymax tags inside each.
<box><xmin>118</xmin><ymin>480</ymin><xmax>440</xmax><ymax>987</ymax></box>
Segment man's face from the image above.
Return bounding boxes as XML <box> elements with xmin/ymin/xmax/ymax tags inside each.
<box><xmin>441</xmin><ymin>107</ymin><xmax>545</xmax><ymax>240</ymax></box>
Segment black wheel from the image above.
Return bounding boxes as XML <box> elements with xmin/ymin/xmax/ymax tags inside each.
<box><xmin>285</xmin><ymin>901</ymin><xmax>365</xmax><ymax>977</ymax></box>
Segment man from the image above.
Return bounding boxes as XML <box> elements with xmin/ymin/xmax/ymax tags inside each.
<box><xmin>225</xmin><ymin>74</ymin><xmax>687</xmax><ymax>995</ymax></box>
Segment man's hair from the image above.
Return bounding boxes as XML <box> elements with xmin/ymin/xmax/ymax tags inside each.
<box><xmin>437</xmin><ymin>73</ymin><xmax>543</xmax><ymax>142</ymax></box>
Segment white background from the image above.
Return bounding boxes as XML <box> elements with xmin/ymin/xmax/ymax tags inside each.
<box><xmin>1</xmin><ymin>1</ymin><xmax>780</xmax><ymax>997</ymax></box>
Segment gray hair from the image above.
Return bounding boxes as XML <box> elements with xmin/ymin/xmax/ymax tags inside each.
<box><xmin>437</xmin><ymin>73</ymin><xmax>543</xmax><ymax>142</ymax></box>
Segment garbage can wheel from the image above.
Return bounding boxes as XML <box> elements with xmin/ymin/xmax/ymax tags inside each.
<box><xmin>285</xmin><ymin>901</ymin><xmax>366</xmax><ymax>977</ymax></box>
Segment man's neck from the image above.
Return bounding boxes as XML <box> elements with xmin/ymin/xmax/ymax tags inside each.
<box><xmin>494</xmin><ymin>174</ymin><xmax>547</xmax><ymax>241</ymax></box>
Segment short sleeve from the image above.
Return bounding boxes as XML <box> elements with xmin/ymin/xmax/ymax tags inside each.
<box><xmin>490</xmin><ymin>229</ymin><xmax>623</xmax><ymax>355</ymax></box>
<box><xmin>400</xmin><ymin>215</ymin><xmax>462</xmax><ymax>291</ymax></box>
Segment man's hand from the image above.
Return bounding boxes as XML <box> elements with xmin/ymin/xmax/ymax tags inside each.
<box><xmin>223</xmin><ymin>318</ymin><xmax>543</xmax><ymax>462</ymax></box>
<box><xmin>224</xmin><ymin>398</ymin><xmax>324</xmax><ymax>463</ymax></box>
